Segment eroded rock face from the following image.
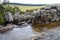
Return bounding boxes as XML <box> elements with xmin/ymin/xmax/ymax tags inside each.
<box><xmin>33</xmin><ymin>6</ymin><xmax>60</xmax><ymax>24</ymax></box>
<box><xmin>4</xmin><ymin>6</ymin><xmax>60</xmax><ymax>24</ymax></box>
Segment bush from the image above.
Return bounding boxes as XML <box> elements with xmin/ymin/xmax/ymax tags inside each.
<box><xmin>0</xmin><ymin>5</ymin><xmax>6</xmax><ymax>25</ymax></box>
<box><xmin>4</xmin><ymin>5</ymin><xmax>21</xmax><ymax>14</ymax></box>
<box><xmin>0</xmin><ymin>4</ymin><xmax>21</xmax><ymax>25</ymax></box>
<box><xmin>0</xmin><ymin>13</ymin><xmax>6</xmax><ymax>25</ymax></box>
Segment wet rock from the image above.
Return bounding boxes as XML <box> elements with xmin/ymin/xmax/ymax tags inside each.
<box><xmin>0</xmin><ymin>24</ymin><xmax>13</xmax><ymax>33</ymax></box>
<box><xmin>13</xmin><ymin>25</ymin><xmax>18</xmax><ymax>28</ymax></box>
<box><xmin>18</xmin><ymin>21</ymin><xmax>26</xmax><ymax>25</ymax></box>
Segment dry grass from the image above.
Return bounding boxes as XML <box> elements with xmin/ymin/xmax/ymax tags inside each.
<box><xmin>44</xmin><ymin>22</ymin><xmax>60</xmax><ymax>29</ymax></box>
<box><xmin>32</xmin><ymin>27</ymin><xmax>42</xmax><ymax>32</ymax></box>
<box><xmin>32</xmin><ymin>22</ymin><xmax>60</xmax><ymax>29</ymax></box>
<box><xmin>18</xmin><ymin>6</ymin><xmax>45</xmax><ymax>12</ymax></box>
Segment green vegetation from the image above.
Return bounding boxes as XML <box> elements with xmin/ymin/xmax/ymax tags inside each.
<box><xmin>4</xmin><ymin>5</ymin><xmax>21</xmax><ymax>14</ymax></box>
<box><xmin>0</xmin><ymin>4</ymin><xmax>42</xmax><ymax>25</ymax></box>
<box><xmin>0</xmin><ymin>13</ymin><xmax>5</xmax><ymax>25</ymax></box>
<box><xmin>0</xmin><ymin>4</ymin><xmax>5</xmax><ymax>25</ymax></box>
<box><xmin>0</xmin><ymin>4</ymin><xmax>21</xmax><ymax>25</ymax></box>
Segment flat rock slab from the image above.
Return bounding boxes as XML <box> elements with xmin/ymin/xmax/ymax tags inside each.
<box><xmin>0</xmin><ymin>24</ymin><xmax>13</xmax><ymax>33</ymax></box>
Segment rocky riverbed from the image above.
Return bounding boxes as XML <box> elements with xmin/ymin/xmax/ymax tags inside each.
<box><xmin>0</xmin><ymin>23</ymin><xmax>60</xmax><ymax>40</ymax></box>
<box><xmin>33</xmin><ymin>26</ymin><xmax>60</xmax><ymax>40</ymax></box>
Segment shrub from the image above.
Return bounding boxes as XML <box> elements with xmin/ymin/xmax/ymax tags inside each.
<box><xmin>0</xmin><ymin>13</ymin><xmax>6</xmax><ymax>25</ymax></box>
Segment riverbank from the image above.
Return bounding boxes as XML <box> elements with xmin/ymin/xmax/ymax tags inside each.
<box><xmin>0</xmin><ymin>22</ymin><xmax>60</xmax><ymax>33</ymax></box>
<box><xmin>33</xmin><ymin>26</ymin><xmax>60</xmax><ymax>40</ymax></box>
<box><xmin>32</xmin><ymin>22</ymin><xmax>60</xmax><ymax>29</ymax></box>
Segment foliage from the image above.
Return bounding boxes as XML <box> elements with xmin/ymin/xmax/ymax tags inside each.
<box><xmin>0</xmin><ymin>13</ymin><xmax>6</xmax><ymax>25</ymax></box>
<box><xmin>0</xmin><ymin>4</ymin><xmax>21</xmax><ymax>25</ymax></box>
<box><xmin>4</xmin><ymin>5</ymin><xmax>21</xmax><ymax>14</ymax></box>
<box><xmin>0</xmin><ymin>4</ymin><xmax>6</xmax><ymax>25</ymax></box>
<box><xmin>0</xmin><ymin>4</ymin><xmax>5</xmax><ymax>13</ymax></box>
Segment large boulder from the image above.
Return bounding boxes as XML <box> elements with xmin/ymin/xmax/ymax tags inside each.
<box><xmin>13</xmin><ymin>12</ymin><xmax>20</xmax><ymax>23</ymax></box>
<box><xmin>4</xmin><ymin>12</ymin><xmax>13</xmax><ymax>23</ymax></box>
<box><xmin>50</xmin><ymin>9</ymin><xmax>57</xmax><ymax>13</ymax></box>
<box><xmin>0</xmin><ymin>24</ymin><xmax>13</xmax><ymax>33</ymax></box>
<box><xmin>56</xmin><ymin>6</ymin><xmax>60</xmax><ymax>11</ymax></box>
<box><xmin>32</xmin><ymin>10</ymin><xmax>41</xmax><ymax>17</ymax></box>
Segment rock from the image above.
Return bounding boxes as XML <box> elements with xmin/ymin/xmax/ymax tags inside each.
<box><xmin>4</xmin><ymin>12</ymin><xmax>13</xmax><ymax>23</ymax></box>
<box><xmin>13</xmin><ymin>12</ymin><xmax>20</xmax><ymax>22</ymax></box>
<box><xmin>0</xmin><ymin>24</ymin><xmax>13</xmax><ymax>33</ymax></box>
<box><xmin>18</xmin><ymin>21</ymin><xmax>26</xmax><ymax>25</ymax></box>
<box><xmin>13</xmin><ymin>25</ymin><xmax>18</xmax><ymax>28</ymax></box>
<box><xmin>0</xmin><ymin>26</ymin><xmax>3</xmax><ymax>28</ymax></box>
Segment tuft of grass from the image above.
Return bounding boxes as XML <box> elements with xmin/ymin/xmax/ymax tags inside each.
<box><xmin>44</xmin><ymin>22</ymin><xmax>60</xmax><ymax>29</ymax></box>
<box><xmin>32</xmin><ymin>22</ymin><xmax>60</xmax><ymax>29</ymax></box>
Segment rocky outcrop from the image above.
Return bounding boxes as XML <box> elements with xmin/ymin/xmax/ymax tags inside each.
<box><xmin>33</xmin><ymin>6</ymin><xmax>60</xmax><ymax>24</ymax></box>
<box><xmin>13</xmin><ymin>12</ymin><xmax>20</xmax><ymax>23</ymax></box>
<box><xmin>4</xmin><ymin>6</ymin><xmax>60</xmax><ymax>25</ymax></box>
<box><xmin>0</xmin><ymin>24</ymin><xmax>13</xmax><ymax>33</ymax></box>
<box><xmin>4</xmin><ymin>12</ymin><xmax>13</xmax><ymax>23</ymax></box>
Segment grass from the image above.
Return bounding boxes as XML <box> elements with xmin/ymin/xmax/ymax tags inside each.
<box><xmin>17</xmin><ymin>6</ymin><xmax>45</xmax><ymax>12</ymax></box>
<box><xmin>32</xmin><ymin>27</ymin><xmax>42</xmax><ymax>32</ymax></box>
<box><xmin>4</xmin><ymin>5</ymin><xmax>45</xmax><ymax>12</ymax></box>
<box><xmin>44</xmin><ymin>22</ymin><xmax>60</xmax><ymax>29</ymax></box>
<box><xmin>32</xmin><ymin>22</ymin><xmax>60</xmax><ymax>29</ymax></box>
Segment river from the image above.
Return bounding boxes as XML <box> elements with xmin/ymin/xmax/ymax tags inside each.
<box><xmin>0</xmin><ymin>23</ymin><xmax>60</xmax><ymax>40</ymax></box>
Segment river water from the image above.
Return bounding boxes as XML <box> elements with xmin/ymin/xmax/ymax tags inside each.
<box><xmin>0</xmin><ymin>23</ymin><xmax>60</xmax><ymax>40</ymax></box>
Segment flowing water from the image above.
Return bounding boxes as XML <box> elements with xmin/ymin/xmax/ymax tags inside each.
<box><xmin>0</xmin><ymin>23</ymin><xmax>60</xmax><ymax>40</ymax></box>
